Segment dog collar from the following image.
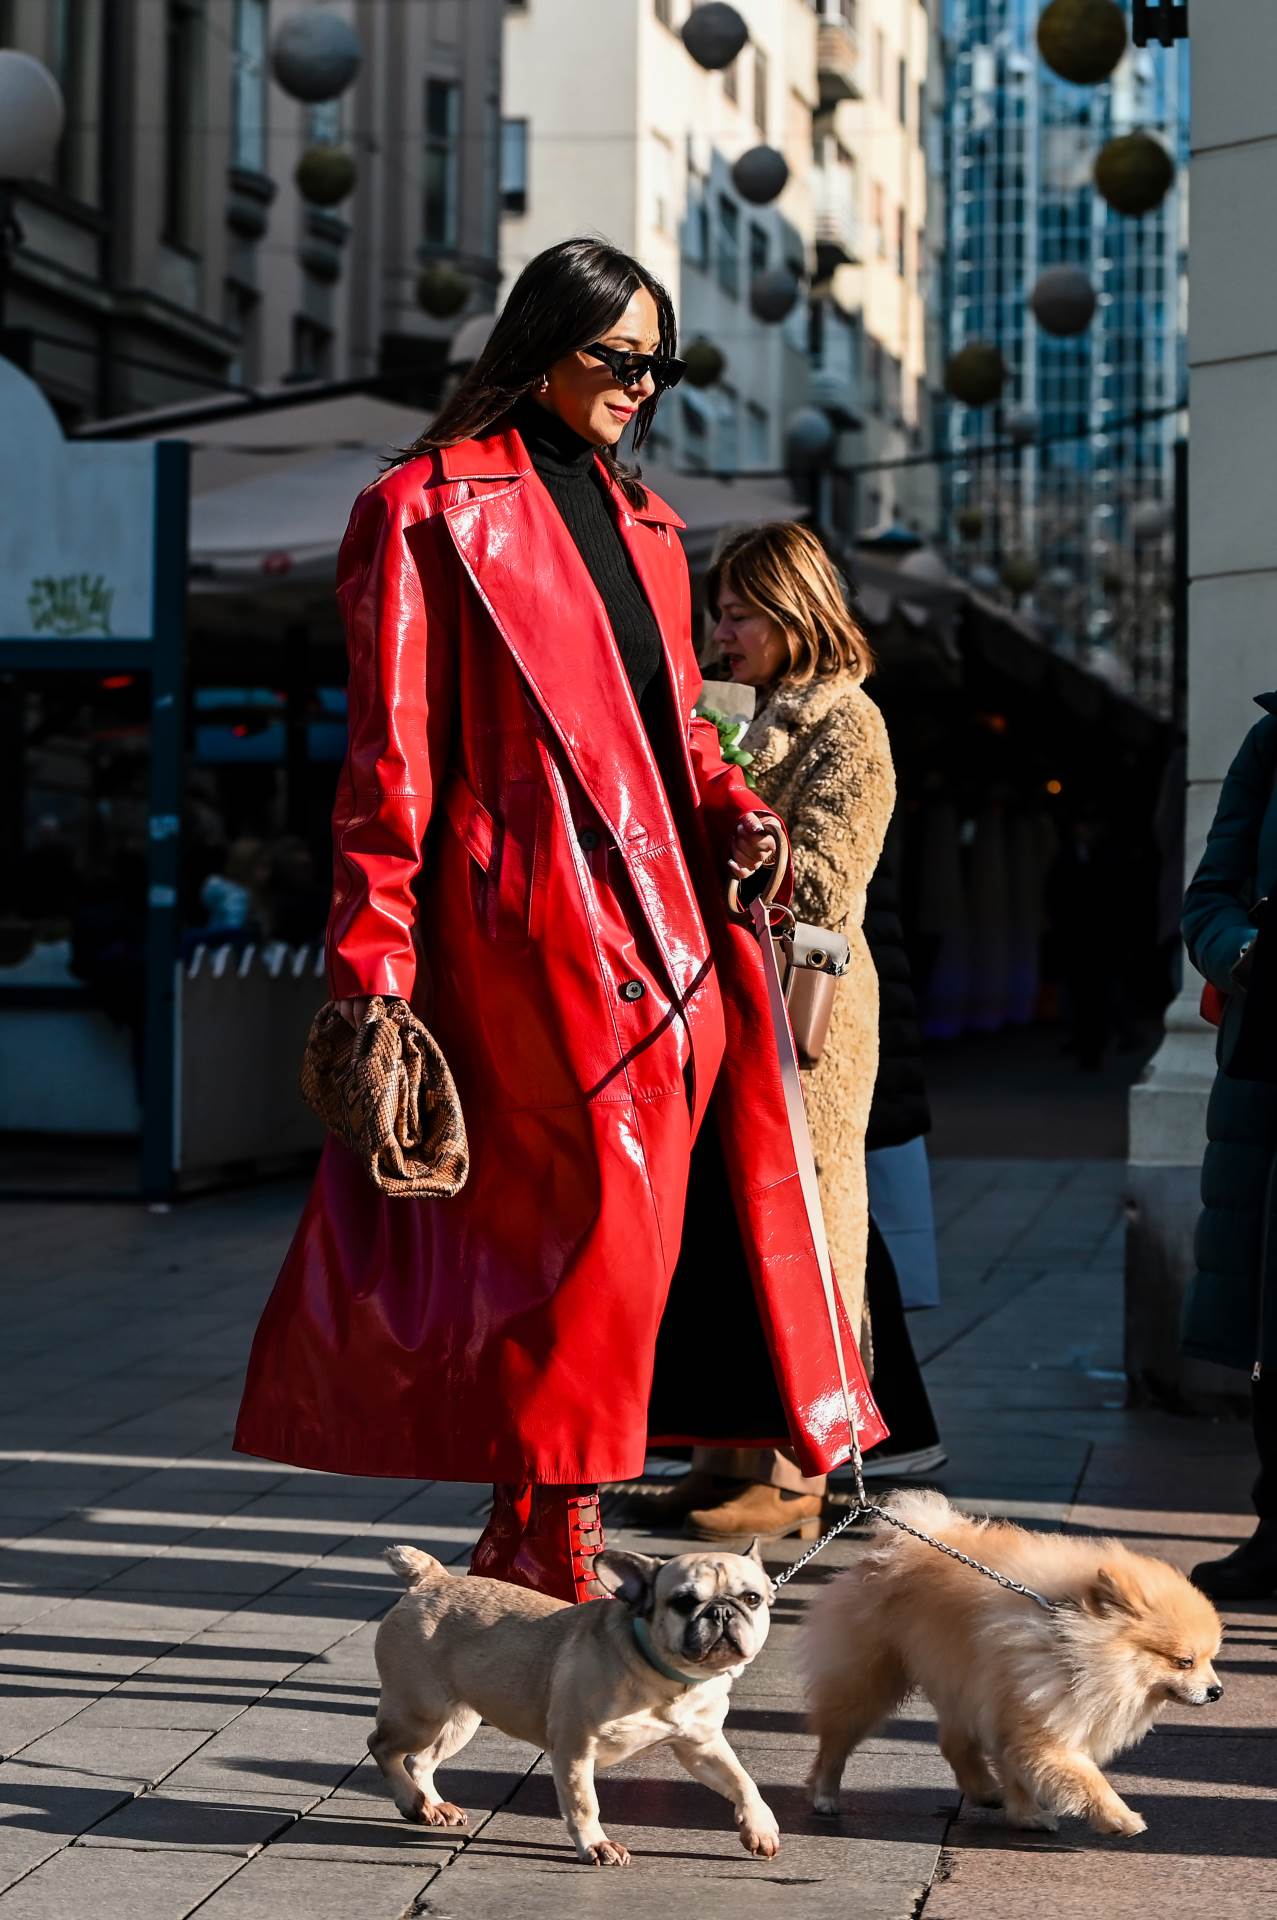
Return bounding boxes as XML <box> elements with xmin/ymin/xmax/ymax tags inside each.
<box><xmin>631</xmin><ymin>1616</ymin><xmax>712</xmax><ymax>1687</ymax></box>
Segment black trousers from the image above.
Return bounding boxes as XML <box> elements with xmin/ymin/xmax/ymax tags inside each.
<box><xmin>864</xmin><ymin>1217</ymin><xmax>941</xmax><ymax>1451</ymax></box>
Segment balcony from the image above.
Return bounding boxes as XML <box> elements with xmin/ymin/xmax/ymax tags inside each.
<box><xmin>813</xmin><ymin>168</ymin><xmax>863</xmax><ymax>276</ymax></box>
<box><xmin>818</xmin><ymin>19</ymin><xmax>863</xmax><ymax>108</ymax></box>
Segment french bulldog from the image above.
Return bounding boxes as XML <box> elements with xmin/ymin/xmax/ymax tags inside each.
<box><xmin>369</xmin><ymin>1540</ymin><xmax>779</xmax><ymax>1866</ymax></box>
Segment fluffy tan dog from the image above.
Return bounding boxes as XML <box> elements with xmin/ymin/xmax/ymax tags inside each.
<box><xmin>369</xmin><ymin>1542</ymin><xmax>779</xmax><ymax>1867</ymax></box>
<box><xmin>803</xmin><ymin>1490</ymin><xmax>1223</xmax><ymax>1837</ymax></box>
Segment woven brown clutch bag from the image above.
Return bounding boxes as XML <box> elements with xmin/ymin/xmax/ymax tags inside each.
<box><xmin>300</xmin><ymin>996</ymin><xmax>469</xmax><ymax>1199</ymax></box>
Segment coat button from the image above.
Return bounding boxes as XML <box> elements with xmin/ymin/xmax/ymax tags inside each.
<box><xmin>620</xmin><ymin>979</ymin><xmax>645</xmax><ymax>1002</ymax></box>
<box><xmin>579</xmin><ymin>828</ymin><xmax>600</xmax><ymax>851</ymax></box>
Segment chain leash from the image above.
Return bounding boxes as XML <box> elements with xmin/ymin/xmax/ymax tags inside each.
<box><xmin>771</xmin><ymin>1411</ymin><xmax>1057</xmax><ymax>1614</ymax></box>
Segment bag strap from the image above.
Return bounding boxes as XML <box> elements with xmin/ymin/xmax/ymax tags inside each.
<box><xmin>749</xmin><ymin>890</ymin><xmax>859</xmax><ymax>1458</ymax></box>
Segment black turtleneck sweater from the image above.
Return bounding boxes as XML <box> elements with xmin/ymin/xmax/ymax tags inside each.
<box><xmin>513</xmin><ymin>397</ymin><xmax>665</xmax><ymax>729</ymax></box>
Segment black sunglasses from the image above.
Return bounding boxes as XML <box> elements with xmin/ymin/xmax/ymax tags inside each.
<box><xmin>581</xmin><ymin>342</ymin><xmax>686</xmax><ymax>392</ymax></box>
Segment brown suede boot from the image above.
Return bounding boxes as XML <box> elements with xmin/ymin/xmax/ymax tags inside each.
<box><xmin>685</xmin><ymin>1480</ymin><xmax>823</xmax><ymax>1543</ymax></box>
<box><xmin>615</xmin><ymin>1470</ymin><xmax>734</xmax><ymax>1528</ymax></box>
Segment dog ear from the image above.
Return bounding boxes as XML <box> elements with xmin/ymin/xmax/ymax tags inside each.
<box><xmin>744</xmin><ymin>1537</ymin><xmax>766</xmax><ymax>1568</ymax></box>
<box><xmin>594</xmin><ymin>1548</ymin><xmax>662</xmax><ymax>1612</ymax></box>
<box><xmin>1087</xmin><ymin>1565</ymin><xmax>1140</xmax><ymax>1617</ymax></box>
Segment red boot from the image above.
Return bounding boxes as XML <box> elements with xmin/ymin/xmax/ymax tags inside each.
<box><xmin>476</xmin><ymin>1485</ymin><xmax>606</xmax><ymax>1603</ymax></box>
<box><xmin>469</xmin><ymin>1483</ymin><xmax>532</xmax><ymax>1580</ymax></box>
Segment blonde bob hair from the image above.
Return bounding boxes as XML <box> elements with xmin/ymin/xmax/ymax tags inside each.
<box><xmin>707</xmin><ymin>521</ymin><xmax>873</xmax><ymax>686</ymax></box>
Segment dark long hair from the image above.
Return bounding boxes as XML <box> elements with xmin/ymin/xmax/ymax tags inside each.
<box><xmin>397</xmin><ymin>237</ymin><xmax>677</xmax><ymax>507</ymax></box>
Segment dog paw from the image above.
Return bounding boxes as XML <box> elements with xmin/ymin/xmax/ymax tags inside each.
<box><xmin>586</xmin><ymin>1838</ymin><xmax>632</xmax><ymax>1867</ymax></box>
<box><xmin>740</xmin><ymin>1822</ymin><xmax>781</xmax><ymax>1858</ymax></box>
<box><xmin>1094</xmin><ymin>1804</ymin><xmax>1146</xmax><ymax>1839</ymax></box>
<box><xmin>1006</xmin><ymin>1804</ymin><xmax>1057</xmax><ymax>1832</ymax></box>
<box><xmin>811</xmin><ymin>1791</ymin><xmax>842</xmax><ymax>1818</ymax></box>
<box><xmin>421</xmin><ymin>1801</ymin><xmax>469</xmax><ymax>1829</ymax></box>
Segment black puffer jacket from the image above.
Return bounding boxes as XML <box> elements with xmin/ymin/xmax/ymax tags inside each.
<box><xmin>864</xmin><ymin>822</ymin><xmax>932</xmax><ymax>1151</ymax></box>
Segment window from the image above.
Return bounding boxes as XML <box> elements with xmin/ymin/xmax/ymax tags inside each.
<box><xmin>874</xmin><ymin>28</ymin><xmax>885</xmax><ymax>98</ymax></box>
<box><xmin>682</xmin><ymin>398</ymin><xmax>709</xmax><ymax>471</ymax></box>
<box><xmin>501</xmin><ymin>117</ymin><xmax>528</xmax><ymax>214</ymax></box>
<box><xmin>896</xmin><ymin>206</ymin><xmax>906</xmax><ymax>276</ymax></box>
<box><xmin>753</xmin><ymin>46</ymin><xmax>768</xmax><ymax>136</ymax></box>
<box><xmin>872</xmin><ymin>180</ymin><xmax>885</xmax><ymax>257</ymax></box>
<box><xmin>51</xmin><ymin>0</ymin><xmax>101</xmax><ymax>202</ymax></box>
<box><xmin>897</xmin><ymin>56</ymin><xmax>908</xmax><ymax>125</ymax></box>
<box><xmin>724</xmin><ymin>55</ymin><xmax>738</xmax><ymax>104</ymax></box>
<box><xmin>717</xmin><ymin>194</ymin><xmax>740</xmax><ymax>296</ymax></box>
<box><xmin>749</xmin><ymin>220</ymin><xmax>768</xmax><ymax>275</ymax></box>
<box><xmin>307</xmin><ymin>98</ymin><xmax>342</xmax><ymax>146</ymax></box>
<box><xmin>424</xmin><ymin>78</ymin><xmax>461</xmax><ymax>248</ymax></box>
<box><xmin>718</xmin><ymin>388</ymin><xmax>740</xmax><ymax>470</ymax></box>
<box><xmin>745</xmin><ymin>401</ymin><xmax>769</xmax><ymax>467</ymax></box>
<box><xmin>917</xmin><ymin>79</ymin><xmax>927</xmax><ymax>141</ymax></box>
<box><xmin>232</xmin><ymin>0</ymin><xmax>268</xmax><ymax>172</ymax></box>
<box><xmin>869</xmin><ymin>340</ymin><xmax>883</xmax><ymax>414</ymax></box>
<box><xmin>290</xmin><ymin>315</ymin><xmax>332</xmax><ymax>383</ymax></box>
<box><xmin>684</xmin><ymin>194</ymin><xmax>711</xmax><ymax>268</ymax></box>
<box><xmin>163</xmin><ymin>0</ymin><xmax>203</xmax><ymax>250</ymax></box>
<box><xmin>651</xmin><ymin>131</ymin><xmax>674</xmax><ymax>234</ymax></box>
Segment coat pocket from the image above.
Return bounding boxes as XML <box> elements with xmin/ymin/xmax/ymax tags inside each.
<box><xmin>492</xmin><ymin>779</ymin><xmax>544</xmax><ymax>944</ymax></box>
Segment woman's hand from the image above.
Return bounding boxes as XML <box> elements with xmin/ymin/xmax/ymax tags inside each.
<box><xmin>728</xmin><ymin>812</ymin><xmax>781</xmax><ymax>882</ymax></box>
<box><xmin>337</xmin><ymin>997</ymin><xmax>373</xmax><ymax>1028</ymax></box>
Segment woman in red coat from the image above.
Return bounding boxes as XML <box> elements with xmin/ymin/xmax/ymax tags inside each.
<box><xmin>235</xmin><ymin>239</ymin><xmax>883</xmax><ymax>1600</ymax></box>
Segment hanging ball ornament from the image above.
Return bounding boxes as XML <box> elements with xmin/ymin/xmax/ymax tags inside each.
<box><xmin>957</xmin><ymin>506</ymin><xmax>986</xmax><ymax>541</ymax></box>
<box><xmin>0</xmin><ymin>51</ymin><xmax>65</xmax><ymax>178</ymax></box>
<box><xmin>1094</xmin><ymin>131</ymin><xmax>1176</xmax><ymax>216</ymax></box>
<box><xmin>750</xmin><ymin>266</ymin><xmax>801</xmax><ymax>324</ymax></box>
<box><xmin>1036</xmin><ymin>0</ymin><xmax>1127</xmax><ymax>86</ymax></box>
<box><xmin>271</xmin><ymin>9</ymin><xmax>362</xmax><ymax>103</ymax></box>
<box><xmin>785</xmin><ymin>406</ymin><xmax>837</xmax><ymax>470</ymax></box>
<box><xmin>1000</xmin><ymin>553</ymin><xmax>1040</xmax><ymax>597</ymax></box>
<box><xmin>681</xmin><ymin>2</ymin><xmax>749</xmax><ymax>71</ymax></box>
<box><xmin>682</xmin><ymin>339</ymin><xmax>726</xmax><ymax>389</ymax></box>
<box><xmin>294</xmin><ymin>145</ymin><xmax>357</xmax><ymax>207</ymax></box>
<box><xmin>416</xmin><ymin>263</ymin><xmax>471</xmax><ymax>319</ymax></box>
<box><xmin>944</xmin><ymin>342</ymin><xmax>1007</xmax><ymax>408</ymax></box>
<box><xmin>1030</xmin><ymin>265</ymin><xmax>1097</xmax><ymax>337</ymax></box>
<box><xmin>1132</xmin><ymin>498</ymin><xmax>1173</xmax><ymax>539</ymax></box>
<box><xmin>731</xmin><ymin>145</ymin><xmax>790</xmax><ymax>206</ymax></box>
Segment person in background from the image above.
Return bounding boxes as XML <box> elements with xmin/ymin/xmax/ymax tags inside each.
<box><xmin>856</xmin><ymin>824</ymin><xmax>946</xmax><ymax>1480</ymax></box>
<box><xmin>1182</xmin><ymin>690</ymin><xmax>1277</xmax><ymax>1600</ymax></box>
<box><xmin>625</xmin><ymin>521</ymin><xmax>894</xmax><ymax>1540</ymax></box>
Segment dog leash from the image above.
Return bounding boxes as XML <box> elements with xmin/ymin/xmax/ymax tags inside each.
<box><xmin>744</xmin><ymin>888</ymin><xmax>1057</xmax><ymax>1616</ymax></box>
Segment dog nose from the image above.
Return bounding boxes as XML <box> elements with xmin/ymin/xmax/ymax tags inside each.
<box><xmin>1206</xmin><ymin>1683</ymin><xmax>1223</xmax><ymax>1702</ymax></box>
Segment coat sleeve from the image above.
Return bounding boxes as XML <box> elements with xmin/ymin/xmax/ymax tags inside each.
<box><xmin>783</xmin><ymin>694</ymin><xmax>896</xmax><ymax>930</ymax></box>
<box><xmin>687</xmin><ymin>708</ymin><xmax>793</xmax><ymax>906</ymax></box>
<box><xmin>1182</xmin><ymin>717</ymin><xmax>1277</xmax><ymax>991</ymax></box>
<box><xmin>326</xmin><ymin>479</ymin><xmax>456</xmax><ymax>1002</ymax></box>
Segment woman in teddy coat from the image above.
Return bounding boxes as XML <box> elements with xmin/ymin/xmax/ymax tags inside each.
<box><xmin>624</xmin><ymin>521</ymin><xmax>897</xmax><ymax>1540</ymax></box>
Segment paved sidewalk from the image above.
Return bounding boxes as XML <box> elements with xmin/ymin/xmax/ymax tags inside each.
<box><xmin>0</xmin><ymin>1160</ymin><xmax>1269</xmax><ymax>1918</ymax></box>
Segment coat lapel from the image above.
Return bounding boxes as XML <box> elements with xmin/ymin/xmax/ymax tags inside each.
<box><xmin>438</xmin><ymin>427</ymin><xmax>713</xmax><ymax>1012</ymax></box>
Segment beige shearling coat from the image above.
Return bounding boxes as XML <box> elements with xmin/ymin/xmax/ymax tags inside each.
<box><xmin>744</xmin><ymin>671</ymin><xmax>896</xmax><ymax>1350</ymax></box>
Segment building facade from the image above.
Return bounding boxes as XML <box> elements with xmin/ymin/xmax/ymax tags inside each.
<box><xmin>0</xmin><ymin>0</ymin><xmax>503</xmax><ymax>425</ymax></box>
<box><xmin>502</xmin><ymin>0</ymin><xmax>941</xmax><ymax>538</ymax></box>
<box><xmin>943</xmin><ymin>0</ymin><xmax>1187</xmax><ymax>709</ymax></box>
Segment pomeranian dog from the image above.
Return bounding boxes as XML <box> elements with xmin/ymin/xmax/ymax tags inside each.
<box><xmin>803</xmin><ymin>1490</ymin><xmax>1223</xmax><ymax>1837</ymax></box>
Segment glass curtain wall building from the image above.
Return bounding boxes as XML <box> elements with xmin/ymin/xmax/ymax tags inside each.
<box><xmin>943</xmin><ymin>0</ymin><xmax>1187</xmax><ymax>713</ymax></box>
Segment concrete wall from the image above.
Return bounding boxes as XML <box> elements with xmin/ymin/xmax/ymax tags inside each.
<box><xmin>1125</xmin><ymin>1</ymin><xmax>1277</xmax><ymax>1406</ymax></box>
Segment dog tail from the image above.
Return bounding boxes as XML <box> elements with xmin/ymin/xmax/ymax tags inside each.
<box><xmin>384</xmin><ymin>1544</ymin><xmax>444</xmax><ymax>1587</ymax></box>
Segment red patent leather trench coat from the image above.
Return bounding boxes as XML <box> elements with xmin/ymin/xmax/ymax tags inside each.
<box><xmin>234</xmin><ymin>420</ymin><xmax>885</xmax><ymax>1484</ymax></box>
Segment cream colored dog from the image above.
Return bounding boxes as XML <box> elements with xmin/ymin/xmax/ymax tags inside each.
<box><xmin>803</xmin><ymin>1490</ymin><xmax>1223</xmax><ymax>1837</ymax></box>
<box><xmin>369</xmin><ymin>1541</ymin><xmax>779</xmax><ymax>1867</ymax></box>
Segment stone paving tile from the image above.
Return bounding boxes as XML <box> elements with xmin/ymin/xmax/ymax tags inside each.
<box><xmin>75</xmin><ymin>1787</ymin><xmax>299</xmax><ymax>1855</ymax></box>
<box><xmin>0</xmin><ymin>1845</ymin><xmax>239</xmax><ymax>1917</ymax></box>
<box><xmin>190</xmin><ymin>1855</ymin><xmax>435</xmax><ymax>1919</ymax></box>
